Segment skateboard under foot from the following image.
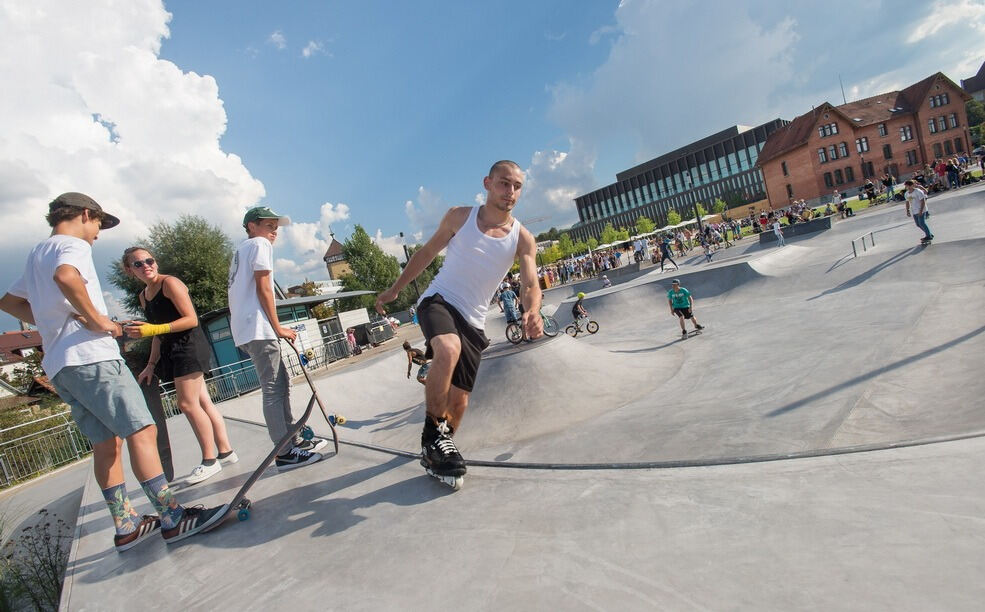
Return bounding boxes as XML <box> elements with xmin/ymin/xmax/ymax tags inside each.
<box><xmin>202</xmin><ymin>340</ymin><xmax>344</xmax><ymax>533</ymax></box>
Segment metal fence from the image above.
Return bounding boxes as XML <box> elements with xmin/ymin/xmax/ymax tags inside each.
<box><xmin>0</xmin><ymin>413</ymin><xmax>92</xmax><ymax>488</ymax></box>
<box><xmin>0</xmin><ymin>329</ymin><xmax>391</xmax><ymax>488</ymax></box>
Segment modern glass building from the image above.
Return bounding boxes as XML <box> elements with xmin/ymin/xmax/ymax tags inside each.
<box><xmin>569</xmin><ymin>120</ymin><xmax>788</xmax><ymax>241</ymax></box>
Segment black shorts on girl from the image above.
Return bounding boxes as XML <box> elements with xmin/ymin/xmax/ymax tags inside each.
<box><xmin>417</xmin><ymin>293</ymin><xmax>490</xmax><ymax>392</ymax></box>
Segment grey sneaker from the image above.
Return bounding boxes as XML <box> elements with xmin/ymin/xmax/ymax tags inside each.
<box><xmin>295</xmin><ymin>436</ymin><xmax>328</xmax><ymax>453</ymax></box>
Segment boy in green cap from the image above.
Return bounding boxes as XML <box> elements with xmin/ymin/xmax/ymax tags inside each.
<box><xmin>228</xmin><ymin>206</ymin><xmax>327</xmax><ymax>471</ymax></box>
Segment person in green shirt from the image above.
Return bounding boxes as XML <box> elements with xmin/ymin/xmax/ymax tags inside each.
<box><xmin>667</xmin><ymin>279</ymin><xmax>704</xmax><ymax>337</ymax></box>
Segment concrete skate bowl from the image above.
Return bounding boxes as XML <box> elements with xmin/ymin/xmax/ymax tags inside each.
<box><xmin>324</xmin><ymin>233</ymin><xmax>985</xmax><ymax>468</ymax></box>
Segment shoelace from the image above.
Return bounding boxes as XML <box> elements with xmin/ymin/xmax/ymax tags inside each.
<box><xmin>435</xmin><ymin>436</ymin><xmax>459</xmax><ymax>458</ymax></box>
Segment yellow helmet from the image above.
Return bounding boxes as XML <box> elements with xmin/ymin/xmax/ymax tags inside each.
<box><xmin>577</xmin><ymin>292</ymin><xmax>585</xmax><ymax>298</ymax></box>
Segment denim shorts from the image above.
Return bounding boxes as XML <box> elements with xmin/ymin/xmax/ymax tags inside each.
<box><xmin>51</xmin><ymin>360</ymin><xmax>155</xmax><ymax>444</ymax></box>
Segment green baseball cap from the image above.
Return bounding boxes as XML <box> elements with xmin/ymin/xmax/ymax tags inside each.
<box><xmin>243</xmin><ymin>206</ymin><xmax>291</xmax><ymax>228</ymax></box>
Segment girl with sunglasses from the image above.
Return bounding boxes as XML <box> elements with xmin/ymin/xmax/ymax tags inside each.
<box><xmin>121</xmin><ymin>247</ymin><xmax>237</xmax><ymax>484</ymax></box>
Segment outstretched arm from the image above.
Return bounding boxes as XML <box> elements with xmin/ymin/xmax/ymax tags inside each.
<box><xmin>375</xmin><ymin>207</ymin><xmax>469</xmax><ymax>314</ymax></box>
<box><xmin>516</xmin><ymin>227</ymin><xmax>543</xmax><ymax>339</ymax></box>
<box><xmin>0</xmin><ymin>294</ymin><xmax>35</xmax><ymax>325</ymax></box>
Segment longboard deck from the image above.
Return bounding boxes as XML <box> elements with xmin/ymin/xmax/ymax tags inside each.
<box><xmin>202</xmin><ymin>340</ymin><xmax>342</xmax><ymax>533</ymax></box>
<box><xmin>141</xmin><ymin>375</ymin><xmax>174</xmax><ymax>483</ymax></box>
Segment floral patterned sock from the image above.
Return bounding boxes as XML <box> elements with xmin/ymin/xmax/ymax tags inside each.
<box><xmin>101</xmin><ymin>483</ymin><xmax>138</xmax><ymax>535</ymax></box>
<box><xmin>140</xmin><ymin>473</ymin><xmax>184</xmax><ymax>530</ymax></box>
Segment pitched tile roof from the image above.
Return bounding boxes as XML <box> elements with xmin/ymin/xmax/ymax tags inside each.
<box><xmin>323</xmin><ymin>238</ymin><xmax>344</xmax><ymax>260</ymax></box>
<box><xmin>758</xmin><ymin>72</ymin><xmax>968</xmax><ymax>165</ymax></box>
<box><xmin>0</xmin><ymin>330</ymin><xmax>42</xmax><ymax>364</ymax></box>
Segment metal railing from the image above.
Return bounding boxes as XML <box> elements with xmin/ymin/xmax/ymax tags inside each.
<box><xmin>0</xmin><ymin>331</ymin><xmax>381</xmax><ymax>488</ymax></box>
<box><xmin>0</xmin><ymin>413</ymin><xmax>92</xmax><ymax>488</ymax></box>
<box><xmin>851</xmin><ymin>231</ymin><xmax>875</xmax><ymax>257</ymax></box>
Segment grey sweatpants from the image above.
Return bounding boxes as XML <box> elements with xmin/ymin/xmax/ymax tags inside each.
<box><xmin>241</xmin><ymin>339</ymin><xmax>294</xmax><ymax>448</ymax></box>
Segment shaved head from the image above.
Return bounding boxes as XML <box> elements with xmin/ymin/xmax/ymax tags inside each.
<box><xmin>488</xmin><ymin>160</ymin><xmax>522</xmax><ymax>179</ymax></box>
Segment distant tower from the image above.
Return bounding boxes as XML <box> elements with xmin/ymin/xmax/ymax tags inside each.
<box><xmin>322</xmin><ymin>225</ymin><xmax>351</xmax><ymax>280</ymax></box>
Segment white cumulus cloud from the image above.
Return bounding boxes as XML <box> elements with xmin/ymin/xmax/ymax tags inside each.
<box><xmin>0</xmin><ymin>0</ymin><xmax>265</xmax><ymax>322</ymax></box>
<box><xmin>268</xmin><ymin>30</ymin><xmax>287</xmax><ymax>50</ymax></box>
<box><xmin>301</xmin><ymin>40</ymin><xmax>326</xmax><ymax>58</ymax></box>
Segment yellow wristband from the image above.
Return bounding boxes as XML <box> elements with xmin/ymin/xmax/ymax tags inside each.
<box><xmin>139</xmin><ymin>323</ymin><xmax>172</xmax><ymax>337</ymax></box>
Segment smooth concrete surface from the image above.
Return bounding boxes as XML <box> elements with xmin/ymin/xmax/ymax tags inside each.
<box><xmin>59</xmin><ymin>184</ymin><xmax>985</xmax><ymax>610</ymax></box>
<box><xmin>0</xmin><ymin>460</ymin><xmax>89</xmax><ymax>544</ymax></box>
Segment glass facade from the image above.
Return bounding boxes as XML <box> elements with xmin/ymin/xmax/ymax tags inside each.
<box><xmin>572</xmin><ymin>121</ymin><xmax>784</xmax><ymax>241</ymax></box>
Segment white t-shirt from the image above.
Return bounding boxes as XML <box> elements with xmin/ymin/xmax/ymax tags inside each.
<box><xmin>8</xmin><ymin>235</ymin><xmax>121</xmax><ymax>378</ymax></box>
<box><xmin>228</xmin><ymin>237</ymin><xmax>277</xmax><ymax>346</ymax></box>
<box><xmin>772</xmin><ymin>221</ymin><xmax>783</xmax><ymax>233</ymax></box>
<box><xmin>905</xmin><ymin>188</ymin><xmax>928</xmax><ymax>214</ymax></box>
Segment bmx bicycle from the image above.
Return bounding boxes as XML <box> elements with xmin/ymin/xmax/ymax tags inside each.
<box><xmin>565</xmin><ymin>316</ymin><xmax>599</xmax><ymax>337</ymax></box>
<box><xmin>506</xmin><ymin>308</ymin><xmax>559</xmax><ymax>344</ymax></box>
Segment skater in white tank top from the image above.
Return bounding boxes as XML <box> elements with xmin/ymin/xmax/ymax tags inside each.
<box><xmin>375</xmin><ymin>160</ymin><xmax>543</xmax><ymax>489</ymax></box>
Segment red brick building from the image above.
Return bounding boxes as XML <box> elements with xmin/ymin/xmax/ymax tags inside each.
<box><xmin>758</xmin><ymin>72</ymin><xmax>972</xmax><ymax>207</ymax></box>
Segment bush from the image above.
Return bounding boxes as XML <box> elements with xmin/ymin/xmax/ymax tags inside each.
<box><xmin>1</xmin><ymin>509</ymin><xmax>72</xmax><ymax>611</ymax></box>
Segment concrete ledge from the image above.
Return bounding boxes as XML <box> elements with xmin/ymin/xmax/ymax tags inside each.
<box><xmin>759</xmin><ymin>215</ymin><xmax>832</xmax><ymax>244</ymax></box>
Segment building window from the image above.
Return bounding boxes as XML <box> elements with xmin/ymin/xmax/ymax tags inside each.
<box><xmin>818</xmin><ymin>148</ymin><xmax>827</xmax><ymax>163</ymax></box>
<box><xmin>824</xmin><ymin>173</ymin><xmax>833</xmax><ymax>187</ymax></box>
<box><xmin>786</xmin><ymin>184</ymin><xmax>793</xmax><ymax>198</ymax></box>
<box><xmin>828</xmin><ymin>145</ymin><xmax>838</xmax><ymax>160</ymax></box>
<box><xmin>878</xmin><ymin>123</ymin><xmax>887</xmax><ymax>137</ymax></box>
<box><xmin>882</xmin><ymin>144</ymin><xmax>892</xmax><ymax>159</ymax></box>
<box><xmin>944</xmin><ymin>140</ymin><xmax>953</xmax><ymax>155</ymax></box>
<box><xmin>905</xmin><ymin>150</ymin><xmax>918</xmax><ymax>166</ymax></box>
<box><xmin>834</xmin><ymin>169</ymin><xmax>844</xmax><ymax>185</ymax></box>
<box><xmin>933</xmin><ymin>143</ymin><xmax>943</xmax><ymax>158</ymax></box>
<box><xmin>862</xmin><ymin>161</ymin><xmax>874</xmax><ymax>178</ymax></box>
<box><xmin>845</xmin><ymin>166</ymin><xmax>855</xmax><ymax>182</ymax></box>
<box><xmin>839</xmin><ymin>142</ymin><xmax>849</xmax><ymax>158</ymax></box>
<box><xmin>949</xmin><ymin>113</ymin><xmax>958</xmax><ymax>128</ymax></box>
<box><xmin>955</xmin><ymin>137</ymin><xmax>964</xmax><ymax>153</ymax></box>
<box><xmin>818</xmin><ymin>122</ymin><xmax>838</xmax><ymax>138</ymax></box>
<box><xmin>781</xmin><ymin>161</ymin><xmax>788</xmax><ymax>176</ymax></box>
<box><xmin>900</xmin><ymin>125</ymin><xmax>913</xmax><ymax>141</ymax></box>
<box><xmin>855</xmin><ymin>137</ymin><xmax>869</xmax><ymax>153</ymax></box>
<box><xmin>943</xmin><ymin>92</ymin><xmax>950</xmax><ymax>105</ymax></box>
<box><xmin>928</xmin><ymin>119</ymin><xmax>937</xmax><ymax>134</ymax></box>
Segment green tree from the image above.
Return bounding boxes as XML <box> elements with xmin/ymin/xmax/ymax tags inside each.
<box><xmin>694</xmin><ymin>202</ymin><xmax>708</xmax><ymax>220</ymax></box>
<box><xmin>558</xmin><ymin>233</ymin><xmax>575</xmax><ymax>257</ymax></box>
<box><xmin>295</xmin><ymin>280</ymin><xmax>334</xmax><ymax>320</ymax></box>
<box><xmin>540</xmin><ymin>244</ymin><xmax>563</xmax><ymax>264</ymax></box>
<box><xmin>967</xmin><ymin>99</ymin><xmax>985</xmax><ymax>127</ymax></box>
<box><xmin>712</xmin><ymin>198</ymin><xmax>727</xmax><ymax>214</ymax></box>
<box><xmin>666</xmin><ymin>210</ymin><xmax>682</xmax><ymax>226</ymax></box>
<box><xmin>403</xmin><ymin>244</ymin><xmax>445</xmax><ymax>300</ymax></box>
<box><xmin>337</xmin><ymin>225</ymin><xmax>405</xmax><ymax>311</ymax></box>
<box><xmin>615</xmin><ymin>227</ymin><xmax>631</xmax><ymax>241</ymax></box>
<box><xmin>587</xmin><ymin>237</ymin><xmax>599</xmax><ymax>250</ymax></box>
<box><xmin>635</xmin><ymin>216</ymin><xmax>656</xmax><ymax>235</ymax></box>
<box><xmin>0</xmin><ymin>351</ymin><xmax>43</xmax><ymax>391</ymax></box>
<box><xmin>600</xmin><ymin>223</ymin><xmax>619</xmax><ymax>245</ymax></box>
<box><xmin>108</xmin><ymin>215</ymin><xmax>234</xmax><ymax>315</ymax></box>
<box><xmin>572</xmin><ymin>240</ymin><xmax>588</xmax><ymax>255</ymax></box>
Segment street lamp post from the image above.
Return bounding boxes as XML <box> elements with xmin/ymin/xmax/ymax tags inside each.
<box><xmin>398</xmin><ymin>232</ymin><xmax>421</xmax><ymax>299</ymax></box>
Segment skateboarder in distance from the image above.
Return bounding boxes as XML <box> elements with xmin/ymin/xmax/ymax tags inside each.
<box><xmin>375</xmin><ymin>160</ymin><xmax>543</xmax><ymax>489</ymax></box>
<box><xmin>403</xmin><ymin>340</ymin><xmax>430</xmax><ymax>384</ymax></box>
<box><xmin>667</xmin><ymin>279</ymin><xmax>704</xmax><ymax>337</ymax></box>
<box><xmin>903</xmin><ymin>180</ymin><xmax>933</xmax><ymax>243</ymax></box>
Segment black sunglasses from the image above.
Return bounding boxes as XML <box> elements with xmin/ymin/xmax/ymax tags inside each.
<box><xmin>130</xmin><ymin>258</ymin><xmax>156</xmax><ymax>269</ymax></box>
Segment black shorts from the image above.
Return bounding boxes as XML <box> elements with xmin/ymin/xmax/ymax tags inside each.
<box><xmin>417</xmin><ymin>294</ymin><xmax>490</xmax><ymax>393</ymax></box>
<box><xmin>158</xmin><ymin>327</ymin><xmax>212</xmax><ymax>382</ymax></box>
<box><xmin>673</xmin><ymin>307</ymin><xmax>693</xmax><ymax>319</ymax></box>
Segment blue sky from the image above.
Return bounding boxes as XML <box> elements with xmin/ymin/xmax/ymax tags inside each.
<box><xmin>0</xmin><ymin>0</ymin><xmax>983</xmax><ymax>328</ymax></box>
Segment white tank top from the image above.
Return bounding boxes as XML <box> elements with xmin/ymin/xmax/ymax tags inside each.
<box><xmin>420</xmin><ymin>206</ymin><xmax>522</xmax><ymax>329</ymax></box>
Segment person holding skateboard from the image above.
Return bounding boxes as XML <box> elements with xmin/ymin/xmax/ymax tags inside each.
<box><xmin>667</xmin><ymin>279</ymin><xmax>704</xmax><ymax>337</ymax></box>
<box><xmin>121</xmin><ymin>247</ymin><xmax>237</xmax><ymax>485</ymax></box>
<box><xmin>903</xmin><ymin>180</ymin><xmax>933</xmax><ymax>243</ymax></box>
<box><xmin>228</xmin><ymin>207</ymin><xmax>327</xmax><ymax>471</ymax></box>
<box><xmin>403</xmin><ymin>340</ymin><xmax>430</xmax><ymax>384</ymax></box>
<box><xmin>375</xmin><ymin>160</ymin><xmax>543</xmax><ymax>489</ymax></box>
<box><xmin>0</xmin><ymin>193</ymin><xmax>226</xmax><ymax>551</ymax></box>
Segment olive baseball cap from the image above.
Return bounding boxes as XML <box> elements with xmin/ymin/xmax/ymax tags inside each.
<box><xmin>243</xmin><ymin>206</ymin><xmax>292</xmax><ymax>228</ymax></box>
<box><xmin>671</xmin><ymin>279</ymin><xmax>680</xmax><ymax>285</ymax></box>
<box><xmin>48</xmin><ymin>192</ymin><xmax>120</xmax><ymax>229</ymax></box>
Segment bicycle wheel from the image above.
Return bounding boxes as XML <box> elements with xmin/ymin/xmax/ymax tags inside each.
<box><xmin>506</xmin><ymin>322</ymin><xmax>524</xmax><ymax>344</ymax></box>
<box><xmin>586</xmin><ymin>320</ymin><xmax>599</xmax><ymax>334</ymax></box>
<box><xmin>565</xmin><ymin>324</ymin><xmax>578</xmax><ymax>337</ymax></box>
<box><xmin>542</xmin><ymin>316</ymin><xmax>559</xmax><ymax>337</ymax></box>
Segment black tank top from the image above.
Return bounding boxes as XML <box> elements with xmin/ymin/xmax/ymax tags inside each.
<box><xmin>142</xmin><ymin>280</ymin><xmax>196</xmax><ymax>353</ymax></box>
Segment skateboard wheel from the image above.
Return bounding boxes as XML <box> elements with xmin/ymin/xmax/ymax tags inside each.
<box><xmin>237</xmin><ymin>508</ymin><xmax>250</xmax><ymax>521</ymax></box>
<box><xmin>332</xmin><ymin>415</ymin><xmax>346</xmax><ymax>426</ymax></box>
<box><xmin>301</xmin><ymin>426</ymin><xmax>314</xmax><ymax>441</ymax></box>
